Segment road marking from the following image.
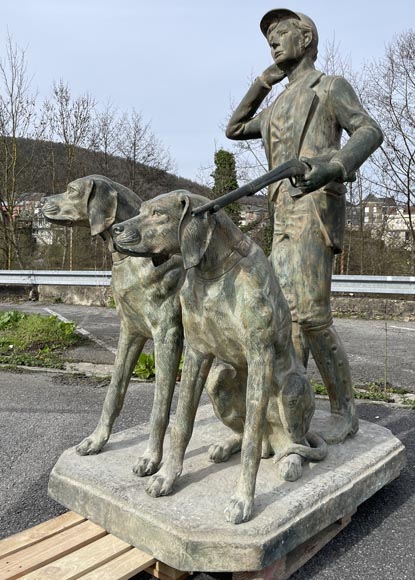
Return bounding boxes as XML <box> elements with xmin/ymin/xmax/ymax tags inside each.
<box><xmin>389</xmin><ymin>326</ymin><xmax>415</xmax><ymax>332</ymax></box>
<box><xmin>43</xmin><ymin>308</ymin><xmax>118</xmax><ymax>355</ymax></box>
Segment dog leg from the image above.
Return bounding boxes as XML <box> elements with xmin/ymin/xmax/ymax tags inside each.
<box><xmin>206</xmin><ymin>360</ymin><xmax>246</xmax><ymax>463</ymax></box>
<box><xmin>271</xmin><ymin>342</ymin><xmax>315</xmax><ymax>482</ymax></box>
<box><xmin>146</xmin><ymin>347</ymin><xmax>213</xmax><ymax>497</ymax></box>
<box><xmin>76</xmin><ymin>328</ymin><xmax>146</xmax><ymax>455</ymax></box>
<box><xmin>225</xmin><ymin>347</ymin><xmax>274</xmax><ymax>525</ymax></box>
<box><xmin>133</xmin><ymin>327</ymin><xmax>183</xmax><ymax>476</ymax></box>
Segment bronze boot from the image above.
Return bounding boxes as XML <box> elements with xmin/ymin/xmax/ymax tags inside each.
<box><xmin>306</xmin><ymin>325</ymin><xmax>359</xmax><ymax>444</ymax></box>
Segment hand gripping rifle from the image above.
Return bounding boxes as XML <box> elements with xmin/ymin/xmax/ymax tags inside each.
<box><xmin>192</xmin><ymin>158</ymin><xmax>309</xmax><ymax>217</ymax></box>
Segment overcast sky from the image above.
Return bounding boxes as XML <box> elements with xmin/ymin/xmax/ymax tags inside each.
<box><xmin>2</xmin><ymin>1</ymin><xmax>415</xmax><ymax>183</ymax></box>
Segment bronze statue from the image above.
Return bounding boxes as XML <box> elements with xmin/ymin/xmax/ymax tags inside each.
<box><xmin>42</xmin><ymin>176</ymin><xmax>185</xmax><ymax>474</ymax></box>
<box><xmin>226</xmin><ymin>8</ymin><xmax>383</xmax><ymax>444</ymax></box>
<box><xmin>112</xmin><ymin>191</ymin><xmax>327</xmax><ymax>524</ymax></box>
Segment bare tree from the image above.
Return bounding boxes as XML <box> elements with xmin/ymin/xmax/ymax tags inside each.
<box><xmin>0</xmin><ymin>35</ymin><xmax>44</xmax><ymax>269</ymax></box>
<box><xmin>116</xmin><ymin>109</ymin><xmax>173</xmax><ymax>192</ymax></box>
<box><xmin>41</xmin><ymin>81</ymin><xmax>96</xmax><ymax>269</ymax></box>
<box><xmin>90</xmin><ymin>102</ymin><xmax>123</xmax><ymax>175</ymax></box>
<box><xmin>46</xmin><ymin>79</ymin><xmax>96</xmax><ymax>182</ymax></box>
<box><xmin>362</xmin><ymin>30</ymin><xmax>415</xmax><ymax>260</ymax></box>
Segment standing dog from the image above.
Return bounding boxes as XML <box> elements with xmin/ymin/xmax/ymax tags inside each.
<box><xmin>42</xmin><ymin>176</ymin><xmax>185</xmax><ymax>476</ymax></box>
<box><xmin>113</xmin><ymin>190</ymin><xmax>326</xmax><ymax>524</ymax></box>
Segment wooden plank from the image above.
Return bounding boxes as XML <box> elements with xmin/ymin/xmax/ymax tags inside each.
<box><xmin>233</xmin><ymin>512</ymin><xmax>355</xmax><ymax>580</ymax></box>
<box><xmin>21</xmin><ymin>534</ymin><xmax>131</xmax><ymax>580</ymax></box>
<box><xmin>147</xmin><ymin>561</ymin><xmax>188</xmax><ymax>580</ymax></box>
<box><xmin>0</xmin><ymin>520</ymin><xmax>106</xmax><ymax>580</ymax></box>
<box><xmin>80</xmin><ymin>548</ymin><xmax>156</xmax><ymax>580</ymax></box>
<box><xmin>281</xmin><ymin>513</ymin><xmax>353</xmax><ymax>580</ymax></box>
<box><xmin>147</xmin><ymin>567</ymin><xmax>188</xmax><ymax>580</ymax></box>
<box><xmin>155</xmin><ymin>561</ymin><xmax>187</xmax><ymax>580</ymax></box>
<box><xmin>0</xmin><ymin>512</ymin><xmax>85</xmax><ymax>560</ymax></box>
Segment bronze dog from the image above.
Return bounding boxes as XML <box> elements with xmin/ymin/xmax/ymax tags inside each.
<box><xmin>113</xmin><ymin>190</ymin><xmax>326</xmax><ymax>524</ymax></box>
<box><xmin>42</xmin><ymin>176</ymin><xmax>185</xmax><ymax>476</ymax></box>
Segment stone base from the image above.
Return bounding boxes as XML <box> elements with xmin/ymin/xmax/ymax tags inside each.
<box><xmin>48</xmin><ymin>406</ymin><xmax>406</xmax><ymax>573</ymax></box>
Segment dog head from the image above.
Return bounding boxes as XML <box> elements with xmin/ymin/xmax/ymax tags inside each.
<box><xmin>42</xmin><ymin>175</ymin><xmax>139</xmax><ymax>236</ymax></box>
<box><xmin>112</xmin><ymin>190</ymin><xmax>216</xmax><ymax>269</ymax></box>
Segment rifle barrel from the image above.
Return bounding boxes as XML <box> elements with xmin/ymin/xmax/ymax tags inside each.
<box><xmin>192</xmin><ymin>159</ymin><xmax>307</xmax><ymax>217</ymax></box>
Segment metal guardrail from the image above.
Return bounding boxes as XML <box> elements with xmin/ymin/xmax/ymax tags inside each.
<box><xmin>0</xmin><ymin>270</ymin><xmax>111</xmax><ymax>286</ymax></box>
<box><xmin>0</xmin><ymin>270</ymin><xmax>414</xmax><ymax>295</ymax></box>
<box><xmin>331</xmin><ymin>275</ymin><xmax>415</xmax><ymax>295</ymax></box>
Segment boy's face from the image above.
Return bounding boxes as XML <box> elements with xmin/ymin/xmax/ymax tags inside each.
<box><xmin>267</xmin><ymin>19</ymin><xmax>307</xmax><ymax>67</ymax></box>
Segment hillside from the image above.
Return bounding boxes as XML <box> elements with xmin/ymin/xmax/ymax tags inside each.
<box><xmin>12</xmin><ymin>137</ymin><xmax>213</xmax><ymax>200</ymax></box>
<box><xmin>0</xmin><ymin>137</ymin><xmax>214</xmax><ymax>270</ymax></box>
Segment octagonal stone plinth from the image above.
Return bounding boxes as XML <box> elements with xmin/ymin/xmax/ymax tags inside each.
<box><xmin>48</xmin><ymin>406</ymin><xmax>405</xmax><ymax>572</ymax></box>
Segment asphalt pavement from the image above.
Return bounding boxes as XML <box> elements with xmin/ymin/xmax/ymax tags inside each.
<box><xmin>0</xmin><ymin>301</ymin><xmax>415</xmax><ymax>579</ymax></box>
<box><xmin>0</xmin><ymin>301</ymin><xmax>414</xmax><ymax>391</ymax></box>
<box><xmin>0</xmin><ymin>369</ymin><xmax>414</xmax><ymax>579</ymax></box>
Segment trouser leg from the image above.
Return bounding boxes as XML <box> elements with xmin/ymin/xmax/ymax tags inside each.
<box><xmin>305</xmin><ymin>324</ymin><xmax>359</xmax><ymax>443</ymax></box>
<box><xmin>270</xmin><ymin>235</ymin><xmax>308</xmax><ymax>368</ymax></box>
<box><xmin>292</xmin><ymin>320</ymin><xmax>310</xmax><ymax>369</ymax></box>
<box><xmin>271</xmin><ymin>191</ymin><xmax>358</xmax><ymax>443</ymax></box>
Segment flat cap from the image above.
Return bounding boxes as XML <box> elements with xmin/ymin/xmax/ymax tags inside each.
<box><xmin>260</xmin><ymin>8</ymin><xmax>318</xmax><ymax>42</ymax></box>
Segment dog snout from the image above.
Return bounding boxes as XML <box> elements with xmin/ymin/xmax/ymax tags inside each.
<box><xmin>41</xmin><ymin>199</ymin><xmax>59</xmax><ymax>215</ymax></box>
<box><xmin>111</xmin><ymin>223</ymin><xmax>141</xmax><ymax>245</ymax></box>
<box><xmin>112</xmin><ymin>224</ymin><xmax>124</xmax><ymax>236</ymax></box>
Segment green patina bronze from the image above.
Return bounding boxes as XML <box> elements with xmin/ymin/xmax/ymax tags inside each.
<box><xmin>113</xmin><ymin>191</ymin><xmax>327</xmax><ymax>524</ymax></box>
<box><xmin>42</xmin><ymin>176</ymin><xmax>185</xmax><ymax>474</ymax></box>
<box><xmin>44</xmin><ymin>10</ymin><xmax>386</xmax><ymax>530</ymax></box>
<box><xmin>226</xmin><ymin>8</ymin><xmax>383</xmax><ymax>444</ymax></box>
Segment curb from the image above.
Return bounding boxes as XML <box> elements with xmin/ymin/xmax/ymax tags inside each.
<box><xmin>1</xmin><ymin>363</ymin><xmax>414</xmax><ymax>409</ymax></box>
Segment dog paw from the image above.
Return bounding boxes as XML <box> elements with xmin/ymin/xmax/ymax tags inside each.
<box><xmin>133</xmin><ymin>455</ymin><xmax>161</xmax><ymax>477</ymax></box>
<box><xmin>208</xmin><ymin>443</ymin><xmax>233</xmax><ymax>463</ymax></box>
<box><xmin>76</xmin><ymin>433</ymin><xmax>108</xmax><ymax>455</ymax></box>
<box><xmin>145</xmin><ymin>470</ymin><xmax>178</xmax><ymax>497</ymax></box>
<box><xmin>278</xmin><ymin>454</ymin><xmax>303</xmax><ymax>482</ymax></box>
<box><xmin>224</xmin><ymin>495</ymin><xmax>253</xmax><ymax>525</ymax></box>
<box><xmin>208</xmin><ymin>434</ymin><xmax>242</xmax><ymax>463</ymax></box>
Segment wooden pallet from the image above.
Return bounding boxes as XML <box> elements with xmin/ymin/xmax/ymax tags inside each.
<box><xmin>0</xmin><ymin>512</ymin><xmax>188</xmax><ymax>580</ymax></box>
<box><xmin>0</xmin><ymin>510</ymin><xmax>354</xmax><ymax>580</ymax></box>
<box><xmin>233</xmin><ymin>512</ymin><xmax>355</xmax><ymax>580</ymax></box>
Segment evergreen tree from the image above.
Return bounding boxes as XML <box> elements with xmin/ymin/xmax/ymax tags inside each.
<box><xmin>211</xmin><ymin>149</ymin><xmax>241</xmax><ymax>225</ymax></box>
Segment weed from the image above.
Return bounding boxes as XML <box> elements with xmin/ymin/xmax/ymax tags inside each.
<box><xmin>132</xmin><ymin>352</ymin><xmax>185</xmax><ymax>381</ymax></box>
<box><xmin>133</xmin><ymin>352</ymin><xmax>156</xmax><ymax>380</ymax></box>
<box><xmin>0</xmin><ymin>310</ymin><xmax>27</xmax><ymax>329</ymax></box>
<box><xmin>400</xmin><ymin>396</ymin><xmax>415</xmax><ymax>410</ymax></box>
<box><xmin>311</xmin><ymin>380</ymin><xmax>328</xmax><ymax>396</ymax></box>
<box><xmin>107</xmin><ymin>296</ymin><xmax>117</xmax><ymax>309</ymax></box>
<box><xmin>311</xmin><ymin>377</ymin><xmax>405</xmax><ymax>404</ymax></box>
<box><xmin>0</xmin><ymin>310</ymin><xmax>84</xmax><ymax>368</ymax></box>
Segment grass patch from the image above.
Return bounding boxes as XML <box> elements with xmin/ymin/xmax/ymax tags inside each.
<box><xmin>400</xmin><ymin>396</ymin><xmax>415</xmax><ymax>410</ymax></box>
<box><xmin>311</xmin><ymin>378</ymin><xmax>406</xmax><ymax>403</ymax></box>
<box><xmin>355</xmin><ymin>380</ymin><xmax>407</xmax><ymax>403</ymax></box>
<box><xmin>0</xmin><ymin>310</ymin><xmax>84</xmax><ymax>369</ymax></box>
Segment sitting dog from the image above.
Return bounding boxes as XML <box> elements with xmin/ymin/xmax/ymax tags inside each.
<box><xmin>112</xmin><ymin>190</ymin><xmax>326</xmax><ymax>524</ymax></box>
<box><xmin>42</xmin><ymin>176</ymin><xmax>185</xmax><ymax>476</ymax></box>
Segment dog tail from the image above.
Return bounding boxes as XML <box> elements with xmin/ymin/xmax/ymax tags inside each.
<box><xmin>273</xmin><ymin>432</ymin><xmax>328</xmax><ymax>464</ymax></box>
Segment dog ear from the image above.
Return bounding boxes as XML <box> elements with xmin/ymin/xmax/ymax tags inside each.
<box><xmin>87</xmin><ymin>178</ymin><xmax>118</xmax><ymax>236</ymax></box>
<box><xmin>178</xmin><ymin>192</ymin><xmax>215</xmax><ymax>269</ymax></box>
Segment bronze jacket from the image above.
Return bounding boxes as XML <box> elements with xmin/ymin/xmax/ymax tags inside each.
<box><xmin>226</xmin><ymin>69</ymin><xmax>383</xmax><ymax>251</ymax></box>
